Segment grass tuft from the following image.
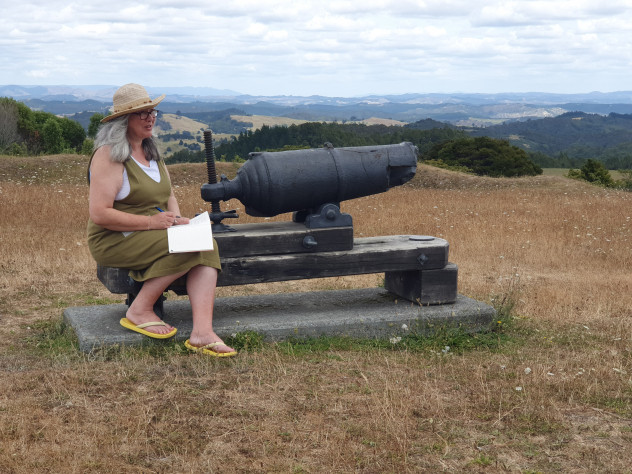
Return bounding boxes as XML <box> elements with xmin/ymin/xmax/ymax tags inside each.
<box><xmin>22</xmin><ymin>318</ymin><xmax>80</xmax><ymax>357</ymax></box>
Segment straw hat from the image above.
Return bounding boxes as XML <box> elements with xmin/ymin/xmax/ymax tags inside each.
<box><xmin>101</xmin><ymin>83</ymin><xmax>165</xmax><ymax>123</ymax></box>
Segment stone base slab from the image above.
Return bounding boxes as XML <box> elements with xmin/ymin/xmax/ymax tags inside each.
<box><xmin>63</xmin><ymin>288</ymin><xmax>496</xmax><ymax>353</ymax></box>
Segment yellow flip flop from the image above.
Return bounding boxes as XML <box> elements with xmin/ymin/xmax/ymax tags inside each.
<box><xmin>119</xmin><ymin>317</ymin><xmax>177</xmax><ymax>339</ymax></box>
<box><xmin>184</xmin><ymin>339</ymin><xmax>238</xmax><ymax>357</ymax></box>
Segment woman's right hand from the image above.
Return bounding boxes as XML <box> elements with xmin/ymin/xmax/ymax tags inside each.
<box><xmin>148</xmin><ymin>211</ymin><xmax>180</xmax><ymax>230</ymax></box>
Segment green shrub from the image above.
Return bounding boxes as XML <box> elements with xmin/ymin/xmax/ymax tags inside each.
<box><xmin>424</xmin><ymin>137</ymin><xmax>542</xmax><ymax>177</ymax></box>
<box><xmin>81</xmin><ymin>138</ymin><xmax>94</xmax><ymax>156</ymax></box>
<box><xmin>568</xmin><ymin>159</ymin><xmax>615</xmax><ymax>187</ymax></box>
<box><xmin>6</xmin><ymin>141</ymin><xmax>28</xmax><ymax>156</ymax></box>
<box><xmin>615</xmin><ymin>169</ymin><xmax>632</xmax><ymax>190</ymax></box>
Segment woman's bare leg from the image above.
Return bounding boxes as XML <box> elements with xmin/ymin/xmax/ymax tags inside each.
<box><xmin>126</xmin><ymin>271</ymin><xmax>187</xmax><ymax>335</ymax></box>
<box><xmin>186</xmin><ymin>265</ymin><xmax>235</xmax><ymax>353</ymax></box>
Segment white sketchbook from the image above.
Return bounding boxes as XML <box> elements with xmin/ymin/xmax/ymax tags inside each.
<box><xmin>167</xmin><ymin>211</ymin><xmax>214</xmax><ymax>253</ymax></box>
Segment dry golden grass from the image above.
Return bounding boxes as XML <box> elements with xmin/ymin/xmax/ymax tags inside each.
<box><xmin>1</xmin><ymin>155</ymin><xmax>632</xmax><ymax>472</ymax></box>
<box><xmin>231</xmin><ymin>114</ymin><xmax>309</xmax><ymax>131</ymax></box>
<box><xmin>156</xmin><ymin>113</ymin><xmax>207</xmax><ymax>135</ymax></box>
<box><xmin>353</xmin><ymin>117</ymin><xmax>406</xmax><ymax>127</ymax></box>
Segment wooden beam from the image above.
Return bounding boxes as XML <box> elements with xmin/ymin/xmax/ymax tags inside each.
<box><xmin>217</xmin><ymin>235</ymin><xmax>448</xmax><ymax>286</ymax></box>
<box><xmin>214</xmin><ymin>221</ymin><xmax>353</xmax><ymax>257</ymax></box>
<box><xmin>384</xmin><ymin>263</ymin><xmax>458</xmax><ymax>305</ymax></box>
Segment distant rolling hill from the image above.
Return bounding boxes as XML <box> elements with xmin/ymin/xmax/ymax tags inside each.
<box><xmin>468</xmin><ymin>111</ymin><xmax>632</xmax><ymax>168</ymax></box>
<box><xmin>5</xmin><ymin>84</ymin><xmax>632</xmax><ymax>125</ymax></box>
<box><xmin>5</xmin><ymin>84</ymin><xmax>631</xmax><ymax>167</ymax></box>
<box><xmin>469</xmin><ymin>111</ymin><xmax>632</xmax><ymax>154</ymax></box>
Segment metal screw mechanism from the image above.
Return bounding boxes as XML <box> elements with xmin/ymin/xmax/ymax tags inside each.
<box><xmin>203</xmin><ymin>129</ymin><xmax>238</xmax><ymax>232</ymax></box>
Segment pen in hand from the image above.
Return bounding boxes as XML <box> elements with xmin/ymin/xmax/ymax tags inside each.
<box><xmin>155</xmin><ymin>207</ymin><xmax>181</xmax><ymax>218</ymax></box>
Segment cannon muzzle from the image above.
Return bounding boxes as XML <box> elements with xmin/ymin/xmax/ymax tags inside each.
<box><xmin>201</xmin><ymin>142</ymin><xmax>417</xmax><ymax>218</ymax></box>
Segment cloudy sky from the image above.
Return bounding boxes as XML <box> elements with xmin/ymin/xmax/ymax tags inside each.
<box><xmin>2</xmin><ymin>0</ymin><xmax>632</xmax><ymax>97</ymax></box>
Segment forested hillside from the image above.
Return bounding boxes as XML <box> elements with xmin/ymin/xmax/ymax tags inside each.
<box><xmin>469</xmin><ymin>112</ymin><xmax>632</xmax><ymax>169</ymax></box>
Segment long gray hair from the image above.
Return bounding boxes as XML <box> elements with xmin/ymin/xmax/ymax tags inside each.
<box><xmin>93</xmin><ymin>115</ymin><xmax>160</xmax><ymax>163</ymax></box>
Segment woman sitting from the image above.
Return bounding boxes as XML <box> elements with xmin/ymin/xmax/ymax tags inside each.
<box><xmin>87</xmin><ymin>83</ymin><xmax>236</xmax><ymax>357</ymax></box>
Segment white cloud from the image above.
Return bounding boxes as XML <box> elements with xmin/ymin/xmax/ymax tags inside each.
<box><xmin>1</xmin><ymin>0</ymin><xmax>632</xmax><ymax>95</ymax></box>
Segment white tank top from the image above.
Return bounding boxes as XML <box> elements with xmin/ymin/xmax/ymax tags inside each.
<box><xmin>115</xmin><ymin>157</ymin><xmax>161</xmax><ymax>201</ymax></box>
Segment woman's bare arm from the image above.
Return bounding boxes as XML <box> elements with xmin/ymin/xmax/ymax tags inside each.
<box><xmin>88</xmin><ymin>148</ymin><xmax>176</xmax><ymax>231</ymax></box>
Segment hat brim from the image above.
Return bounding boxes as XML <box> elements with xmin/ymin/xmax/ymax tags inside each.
<box><xmin>101</xmin><ymin>94</ymin><xmax>165</xmax><ymax>123</ymax></box>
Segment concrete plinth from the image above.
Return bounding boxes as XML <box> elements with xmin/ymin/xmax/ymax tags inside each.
<box><xmin>63</xmin><ymin>288</ymin><xmax>496</xmax><ymax>353</ymax></box>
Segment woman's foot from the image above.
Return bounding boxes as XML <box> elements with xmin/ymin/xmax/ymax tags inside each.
<box><xmin>125</xmin><ymin>307</ymin><xmax>175</xmax><ymax>336</ymax></box>
<box><xmin>187</xmin><ymin>332</ymin><xmax>237</xmax><ymax>356</ymax></box>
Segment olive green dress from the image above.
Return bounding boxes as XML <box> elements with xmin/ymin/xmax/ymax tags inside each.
<box><xmin>87</xmin><ymin>157</ymin><xmax>221</xmax><ymax>281</ymax></box>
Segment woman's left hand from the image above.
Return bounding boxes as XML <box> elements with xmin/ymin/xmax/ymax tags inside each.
<box><xmin>173</xmin><ymin>216</ymin><xmax>190</xmax><ymax>225</ymax></box>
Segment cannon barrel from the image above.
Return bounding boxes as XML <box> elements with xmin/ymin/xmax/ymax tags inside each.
<box><xmin>201</xmin><ymin>142</ymin><xmax>417</xmax><ymax>218</ymax></box>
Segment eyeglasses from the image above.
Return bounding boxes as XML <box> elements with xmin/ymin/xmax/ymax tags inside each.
<box><xmin>133</xmin><ymin>109</ymin><xmax>159</xmax><ymax>120</ymax></box>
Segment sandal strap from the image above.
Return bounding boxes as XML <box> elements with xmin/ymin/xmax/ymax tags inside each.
<box><xmin>200</xmin><ymin>341</ymin><xmax>227</xmax><ymax>349</ymax></box>
<box><xmin>135</xmin><ymin>321</ymin><xmax>167</xmax><ymax>329</ymax></box>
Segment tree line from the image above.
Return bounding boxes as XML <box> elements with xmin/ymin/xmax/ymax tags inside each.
<box><xmin>213</xmin><ymin>122</ymin><xmax>465</xmax><ymax>161</ymax></box>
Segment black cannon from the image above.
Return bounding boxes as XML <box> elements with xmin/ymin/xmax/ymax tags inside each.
<box><xmin>195</xmin><ymin>135</ymin><xmax>456</xmax><ymax>305</ymax></box>
<box><xmin>201</xmin><ymin>141</ymin><xmax>418</xmax><ymax>229</ymax></box>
